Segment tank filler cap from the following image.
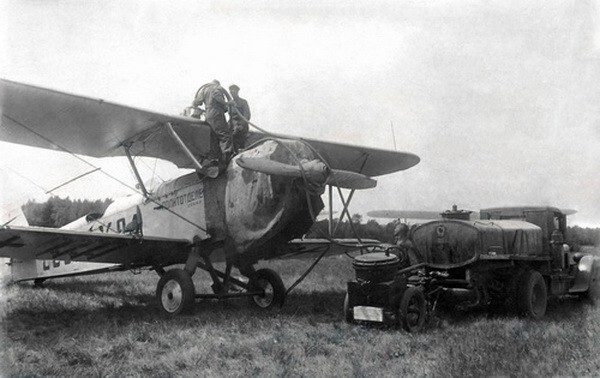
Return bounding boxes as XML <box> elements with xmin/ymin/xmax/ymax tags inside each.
<box><xmin>441</xmin><ymin>204</ymin><xmax>473</xmax><ymax>220</ymax></box>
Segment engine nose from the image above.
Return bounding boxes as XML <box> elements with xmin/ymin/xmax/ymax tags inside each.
<box><xmin>224</xmin><ymin>140</ymin><xmax>324</xmax><ymax>254</ymax></box>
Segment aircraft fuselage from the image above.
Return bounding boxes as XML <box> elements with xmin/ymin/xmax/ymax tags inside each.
<box><xmin>70</xmin><ymin>139</ymin><xmax>324</xmax><ymax>266</ymax></box>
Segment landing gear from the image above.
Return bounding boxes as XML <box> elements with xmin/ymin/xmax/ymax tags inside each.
<box><xmin>156</xmin><ymin>269</ymin><xmax>196</xmax><ymax>316</ymax></box>
<box><xmin>154</xmin><ymin>244</ymin><xmax>287</xmax><ymax>316</ymax></box>
<box><xmin>247</xmin><ymin>268</ymin><xmax>286</xmax><ymax>309</ymax></box>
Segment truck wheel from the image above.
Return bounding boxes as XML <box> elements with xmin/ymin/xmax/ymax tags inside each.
<box><xmin>248</xmin><ymin>268</ymin><xmax>285</xmax><ymax>309</ymax></box>
<box><xmin>517</xmin><ymin>270</ymin><xmax>547</xmax><ymax>319</ymax></box>
<box><xmin>343</xmin><ymin>293</ymin><xmax>353</xmax><ymax>323</ymax></box>
<box><xmin>156</xmin><ymin>269</ymin><xmax>196</xmax><ymax>316</ymax></box>
<box><xmin>399</xmin><ymin>287</ymin><xmax>426</xmax><ymax>332</ymax></box>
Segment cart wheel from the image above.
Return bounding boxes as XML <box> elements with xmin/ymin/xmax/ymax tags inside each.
<box><xmin>516</xmin><ymin>270</ymin><xmax>547</xmax><ymax>319</ymax></box>
<box><xmin>343</xmin><ymin>293</ymin><xmax>353</xmax><ymax>323</ymax></box>
<box><xmin>156</xmin><ymin>269</ymin><xmax>196</xmax><ymax>316</ymax></box>
<box><xmin>248</xmin><ymin>268</ymin><xmax>285</xmax><ymax>309</ymax></box>
<box><xmin>399</xmin><ymin>287</ymin><xmax>426</xmax><ymax>332</ymax></box>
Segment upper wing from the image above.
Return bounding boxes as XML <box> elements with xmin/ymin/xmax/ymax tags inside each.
<box><xmin>285</xmin><ymin>136</ymin><xmax>418</xmax><ymax>177</ymax></box>
<box><xmin>0</xmin><ymin>79</ymin><xmax>214</xmax><ymax>168</ymax></box>
<box><xmin>1</xmin><ymin>79</ymin><xmax>419</xmax><ymax>175</ymax></box>
<box><xmin>244</xmin><ymin>132</ymin><xmax>419</xmax><ymax>177</ymax></box>
<box><xmin>0</xmin><ymin>226</ymin><xmax>191</xmax><ymax>267</ymax></box>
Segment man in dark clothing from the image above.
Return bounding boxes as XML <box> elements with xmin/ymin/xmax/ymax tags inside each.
<box><xmin>228</xmin><ymin>84</ymin><xmax>251</xmax><ymax>152</ymax></box>
<box><xmin>192</xmin><ymin>80</ymin><xmax>234</xmax><ymax>167</ymax></box>
<box><xmin>394</xmin><ymin>222</ymin><xmax>422</xmax><ymax>266</ymax></box>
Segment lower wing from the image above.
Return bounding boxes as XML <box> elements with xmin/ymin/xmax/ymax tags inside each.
<box><xmin>0</xmin><ymin>226</ymin><xmax>191</xmax><ymax>268</ymax></box>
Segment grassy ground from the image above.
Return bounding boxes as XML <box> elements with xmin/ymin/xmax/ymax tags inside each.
<box><xmin>1</xmin><ymin>250</ymin><xmax>599</xmax><ymax>377</ymax></box>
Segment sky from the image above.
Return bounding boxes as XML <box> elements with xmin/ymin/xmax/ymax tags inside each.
<box><xmin>1</xmin><ymin>0</ymin><xmax>599</xmax><ymax>226</ymax></box>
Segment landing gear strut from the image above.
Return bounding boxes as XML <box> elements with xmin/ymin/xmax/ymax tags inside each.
<box><xmin>154</xmin><ymin>243</ymin><xmax>287</xmax><ymax>316</ymax></box>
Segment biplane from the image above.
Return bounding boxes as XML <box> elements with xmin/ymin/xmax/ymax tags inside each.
<box><xmin>0</xmin><ymin>79</ymin><xmax>420</xmax><ymax>316</ymax></box>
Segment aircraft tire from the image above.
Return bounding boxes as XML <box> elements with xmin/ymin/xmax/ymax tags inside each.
<box><xmin>398</xmin><ymin>287</ymin><xmax>426</xmax><ymax>332</ymax></box>
<box><xmin>516</xmin><ymin>270</ymin><xmax>547</xmax><ymax>319</ymax></box>
<box><xmin>248</xmin><ymin>268</ymin><xmax>285</xmax><ymax>309</ymax></box>
<box><xmin>156</xmin><ymin>269</ymin><xmax>196</xmax><ymax>316</ymax></box>
<box><xmin>343</xmin><ymin>293</ymin><xmax>353</xmax><ymax>323</ymax></box>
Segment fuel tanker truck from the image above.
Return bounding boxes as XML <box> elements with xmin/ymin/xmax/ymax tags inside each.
<box><xmin>344</xmin><ymin>206</ymin><xmax>600</xmax><ymax>332</ymax></box>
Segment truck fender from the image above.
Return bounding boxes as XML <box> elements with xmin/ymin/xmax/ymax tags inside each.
<box><xmin>569</xmin><ymin>255</ymin><xmax>600</xmax><ymax>297</ymax></box>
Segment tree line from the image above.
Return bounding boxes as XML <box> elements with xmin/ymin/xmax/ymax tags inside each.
<box><xmin>307</xmin><ymin>213</ymin><xmax>600</xmax><ymax>247</ymax></box>
<box><xmin>20</xmin><ymin>196</ymin><xmax>599</xmax><ymax>247</ymax></box>
<box><xmin>22</xmin><ymin>197</ymin><xmax>113</xmax><ymax>228</ymax></box>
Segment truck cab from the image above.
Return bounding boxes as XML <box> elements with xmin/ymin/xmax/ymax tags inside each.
<box><xmin>480</xmin><ymin>206</ymin><xmax>567</xmax><ymax>256</ymax></box>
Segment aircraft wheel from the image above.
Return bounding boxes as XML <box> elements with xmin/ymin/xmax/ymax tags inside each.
<box><xmin>343</xmin><ymin>293</ymin><xmax>353</xmax><ymax>323</ymax></box>
<box><xmin>398</xmin><ymin>287</ymin><xmax>426</xmax><ymax>332</ymax></box>
<box><xmin>248</xmin><ymin>268</ymin><xmax>285</xmax><ymax>309</ymax></box>
<box><xmin>156</xmin><ymin>269</ymin><xmax>196</xmax><ymax>316</ymax></box>
<box><xmin>516</xmin><ymin>270</ymin><xmax>547</xmax><ymax>319</ymax></box>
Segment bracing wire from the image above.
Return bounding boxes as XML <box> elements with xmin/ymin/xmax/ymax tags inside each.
<box><xmin>5</xmin><ymin>113</ymin><xmax>208</xmax><ymax>234</ymax></box>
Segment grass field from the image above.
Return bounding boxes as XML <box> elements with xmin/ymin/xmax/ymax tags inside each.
<box><xmin>1</xmin><ymin>249</ymin><xmax>599</xmax><ymax>377</ymax></box>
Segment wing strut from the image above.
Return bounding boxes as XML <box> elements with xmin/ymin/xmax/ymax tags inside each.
<box><xmin>334</xmin><ymin>188</ymin><xmax>361</xmax><ymax>243</ymax></box>
<box><xmin>123</xmin><ymin>144</ymin><xmax>150</xmax><ymax>198</ymax></box>
<box><xmin>165</xmin><ymin>123</ymin><xmax>219</xmax><ymax>178</ymax></box>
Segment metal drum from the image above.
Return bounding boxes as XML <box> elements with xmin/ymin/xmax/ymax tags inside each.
<box><xmin>353</xmin><ymin>252</ymin><xmax>400</xmax><ymax>283</ymax></box>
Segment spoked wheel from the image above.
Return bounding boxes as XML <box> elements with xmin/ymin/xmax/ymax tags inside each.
<box><xmin>247</xmin><ymin>268</ymin><xmax>285</xmax><ymax>309</ymax></box>
<box><xmin>517</xmin><ymin>270</ymin><xmax>547</xmax><ymax>319</ymax></box>
<box><xmin>156</xmin><ymin>269</ymin><xmax>196</xmax><ymax>316</ymax></box>
<box><xmin>399</xmin><ymin>287</ymin><xmax>427</xmax><ymax>332</ymax></box>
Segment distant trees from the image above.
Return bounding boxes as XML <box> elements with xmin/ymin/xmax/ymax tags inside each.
<box><xmin>567</xmin><ymin>226</ymin><xmax>600</xmax><ymax>249</ymax></box>
<box><xmin>22</xmin><ymin>197</ymin><xmax>113</xmax><ymax>228</ymax></box>
<box><xmin>307</xmin><ymin>214</ymin><xmax>600</xmax><ymax>247</ymax></box>
<box><xmin>306</xmin><ymin>214</ymin><xmax>396</xmax><ymax>243</ymax></box>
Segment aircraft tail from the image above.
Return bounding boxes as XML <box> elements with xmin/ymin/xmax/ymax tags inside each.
<box><xmin>8</xmin><ymin>212</ymin><xmax>123</xmax><ymax>283</ymax></box>
<box><xmin>0</xmin><ymin>173</ymin><xmax>30</xmax><ymax>280</ymax></box>
<box><xmin>0</xmin><ymin>172</ymin><xmax>121</xmax><ymax>283</ymax></box>
<box><xmin>0</xmin><ymin>198</ymin><xmax>29</xmax><ymax>227</ymax></box>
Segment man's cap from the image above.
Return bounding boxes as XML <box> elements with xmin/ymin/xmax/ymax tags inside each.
<box><xmin>229</xmin><ymin>84</ymin><xmax>240</xmax><ymax>91</ymax></box>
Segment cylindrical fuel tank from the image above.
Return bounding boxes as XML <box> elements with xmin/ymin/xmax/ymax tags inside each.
<box><xmin>353</xmin><ymin>252</ymin><xmax>400</xmax><ymax>283</ymax></box>
<box><xmin>411</xmin><ymin>220</ymin><xmax>543</xmax><ymax>268</ymax></box>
